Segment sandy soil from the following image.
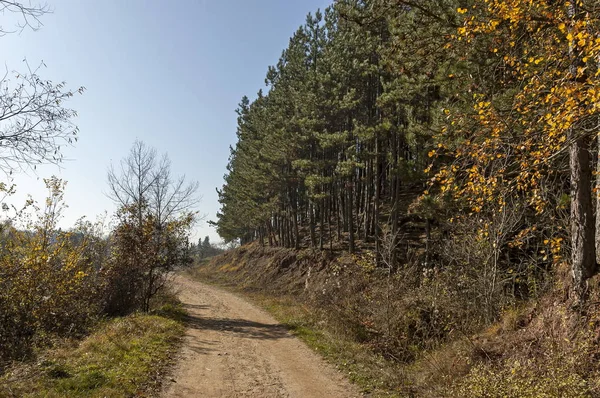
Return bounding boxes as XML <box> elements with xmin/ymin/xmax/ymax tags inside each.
<box><xmin>161</xmin><ymin>274</ymin><xmax>361</xmax><ymax>398</ymax></box>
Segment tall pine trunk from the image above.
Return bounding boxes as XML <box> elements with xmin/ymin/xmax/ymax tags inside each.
<box><xmin>596</xmin><ymin>132</ymin><xmax>600</xmax><ymax>263</ymax></box>
<box><xmin>374</xmin><ymin>137</ymin><xmax>381</xmax><ymax>261</ymax></box>
<box><xmin>309</xmin><ymin>201</ymin><xmax>316</xmax><ymax>248</ymax></box>
<box><xmin>348</xmin><ymin>178</ymin><xmax>355</xmax><ymax>253</ymax></box>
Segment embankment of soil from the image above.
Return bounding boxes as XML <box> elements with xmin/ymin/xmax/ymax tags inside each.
<box><xmin>194</xmin><ymin>244</ymin><xmax>600</xmax><ymax>397</ymax></box>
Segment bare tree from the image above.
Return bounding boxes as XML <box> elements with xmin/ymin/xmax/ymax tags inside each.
<box><xmin>150</xmin><ymin>153</ymin><xmax>200</xmax><ymax>226</ymax></box>
<box><xmin>0</xmin><ymin>1</ymin><xmax>84</xmax><ymax>173</ymax></box>
<box><xmin>0</xmin><ymin>63</ymin><xmax>84</xmax><ymax>172</ymax></box>
<box><xmin>107</xmin><ymin>140</ymin><xmax>159</xmax><ymax>223</ymax></box>
<box><xmin>107</xmin><ymin>140</ymin><xmax>200</xmax><ymax>224</ymax></box>
<box><xmin>105</xmin><ymin>140</ymin><xmax>200</xmax><ymax>313</ymax></box>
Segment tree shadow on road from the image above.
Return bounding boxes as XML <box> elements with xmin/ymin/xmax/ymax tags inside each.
<box><xmin>186</xmin><ymin>338</ymin><xmax>220</xmax><ymax>354</ymax></box>
<box><xmin>183</xmin><ymin>314</ymin><xmax>292</xmax><ymax>340</ymax></box>
<box><xmin>182</xmin><ymin>303</ymin><xmax>210</xmax><ymax>310</ymax></box>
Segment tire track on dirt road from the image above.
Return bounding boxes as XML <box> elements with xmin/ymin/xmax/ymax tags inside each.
<box><xmin>162</xmin><ymin>274</ymin><xmax>360</xmax><ymax>398</ymax></box>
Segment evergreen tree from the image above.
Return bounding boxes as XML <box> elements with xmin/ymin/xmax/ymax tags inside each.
<box><xmin>214</xmin><ymin>0</ymin><xmax>600</xmax><ymax>293</ymax></box>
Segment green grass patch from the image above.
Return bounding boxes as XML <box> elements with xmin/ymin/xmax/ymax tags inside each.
<box><xmin>1</xmin><ymin>313</ymin><xmax>184</xmax><ymax>398</ymax></box>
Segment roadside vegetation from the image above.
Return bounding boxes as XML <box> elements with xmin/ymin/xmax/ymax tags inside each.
<box><xmin>5</xmin><ymin>0</ymin><xmax>600</xmax><ymax>396</ymax></box>
<box><xmin>189</xmin><ymin>253</ymin><xmax>406</xmax><ymax>397</ymax></box>
<box><xmin>211</xmin><ymin>0</ymin><xmax>600</xmax><ymax>396</ymax></box>
<box><xmin>1</xmin><ymin>310</ymin><xmax>184</xmax><ymax>398</ymax></box>
<box><xmin>0</xmin><ymin>145</ymin><xmax>197</xmax><ymax>395</ymax></box>
<box><xmin>193</xmin><ymin>244</ymin><xmax>600</xmax><ymax>397</ymax></box>
<box><xmin>0</xmin><ymin>3</ymin><xmax>198</xmax><ymax>393</ymax></box>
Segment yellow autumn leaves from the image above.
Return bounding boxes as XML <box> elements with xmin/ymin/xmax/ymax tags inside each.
<box><xmin>0</xmin><ymin>177</ymin><xmax>103</xmax><ymax>359</ymax></box>
<box><xmin>430</xmin><ymin>0</ymin><xmax>600</xmax><ymax>258</ymax></box>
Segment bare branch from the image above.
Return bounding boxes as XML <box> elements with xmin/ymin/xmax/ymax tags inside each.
<box><xmin>107</xmin><ymin>140</ymin><xmax>201</xmax><ymax>225</ymax></box>
<box><xmin>0</xmin><ymin>60</ymin><xmax>84</xmax><ymax>173</ymax></box>
<box><xmin>0</xmin><ymin>1</ymin><xmax>51</xmax><ymax>36</ymax></box>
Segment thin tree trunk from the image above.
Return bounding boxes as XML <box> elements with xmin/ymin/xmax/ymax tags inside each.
<box><xmin>569</xmin><ymin>3</ymin><xmax>596</xmax><ymax>293</ymax></box>
<box><xmin>293</xmin><ymin>207</ymin><xmax>300</xmax><ymax>250</ymax></box>
<box><xmin>391</xmin><ymin>131</ymin><xmax>400</xmax><ymax>268</ymax></box>
<box><xmin>348</xmin><ymin>178</ymin><xmax>355</xmax><ymax>254</ymax></box>
<box><xmin>319</xmin><ymin>197</ymin><xmax>324</xmax><ymax>250</ymax></box>
<box><xmin>309</xmin><ymin>201</ymin><xmax>316</xmax><ymax>248</ymax></box>
<box><xmin>267</xmin><ymin>221</ymin><xmax>274</xmax><ymax>247</ymax></box>
<box><xmin>374</xmin><ymin>137</ymin><xmax>381</xmax><ymax>261</ymax></box>
<box><xmin>364</xmin><ymin>158</ymin><xmax>372</xmax><ymax>240</ymax></box>
<box><xmin>595</xmin><ymin>70</ymin><xmax>600</xmax><ymax>263</ymax></box>
<box><xmin>570</xmin><ymin>135</ymin><xmax>596</xmax><ymax>292</ymax></box>
<box><xmin>336</xmin><ymin>184</ymin><xmax>341</xmax><ymax>241</ymax></box>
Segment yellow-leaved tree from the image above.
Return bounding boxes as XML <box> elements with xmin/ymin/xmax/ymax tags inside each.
<box><xmin>433</xmin><ymin>0</ymin><xmax>600</xmax><ymax>295</ymax></box>
<box><xmin>0</xmin><ymin>177</ymin><xmax>103</xmax><ymax>360</ymax></box>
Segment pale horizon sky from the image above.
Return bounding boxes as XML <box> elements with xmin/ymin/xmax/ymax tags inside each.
<box><xmin>0</xmin><ymin>0</ymin><xmax>332</xmax><ymax>243</ymax></box>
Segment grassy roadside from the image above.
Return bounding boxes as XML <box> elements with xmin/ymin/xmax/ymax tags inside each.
<box><xmin>252</xmin><ymin>294</ymin><xmax>408</xmax><ymax>397</ymax></box>
<box><xmin>0</xmin><ymin>303</ymin><xmax>185</xmax><ymax>398</ymax></box>
<box><xmin>186</xmin><ymin>265</ymin><xmax>407</xmax><ymax>397</ymax></box>
<box><xmin>188</xmin><ymin>252</ymin><xmax>600</xmax><ymax>398</ymax></box>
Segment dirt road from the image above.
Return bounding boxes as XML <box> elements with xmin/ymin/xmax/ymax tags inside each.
<box><xmin>162</xmin><ymin>274</ymin><xmax>360</xmax><ymax>398</ymax></box>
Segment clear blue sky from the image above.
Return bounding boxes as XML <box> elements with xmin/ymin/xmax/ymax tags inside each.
<box><xmin>0</xmin><ymin>0</ymin><xmax>332</xmax><ymax>243</ymax></box>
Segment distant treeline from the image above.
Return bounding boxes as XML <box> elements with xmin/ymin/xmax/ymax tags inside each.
<box><xmin>191</xmin><ymin>236</ymin><xmax>225</xmax><ymax>260</ymax></box>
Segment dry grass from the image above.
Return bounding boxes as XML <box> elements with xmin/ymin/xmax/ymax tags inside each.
<box><xmin>191</xmin><ymin>246</ymin><xmax>600</xmax><ymax>397</ymax></box>
<box><xmin>189</xmin><ymin>263</ymin><xmax>409</xmax><ymax>397</ymax></box>
<box><xmin>0</xmin><ymin>311</ymin><xmax>184</xmax><ymax>398</ymax></box>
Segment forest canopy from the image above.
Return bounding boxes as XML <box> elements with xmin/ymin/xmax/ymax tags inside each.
<box><xmin>215</xmin><ymin>0</ymin><xmax>600</xmax><ymax>297</ymax></box>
